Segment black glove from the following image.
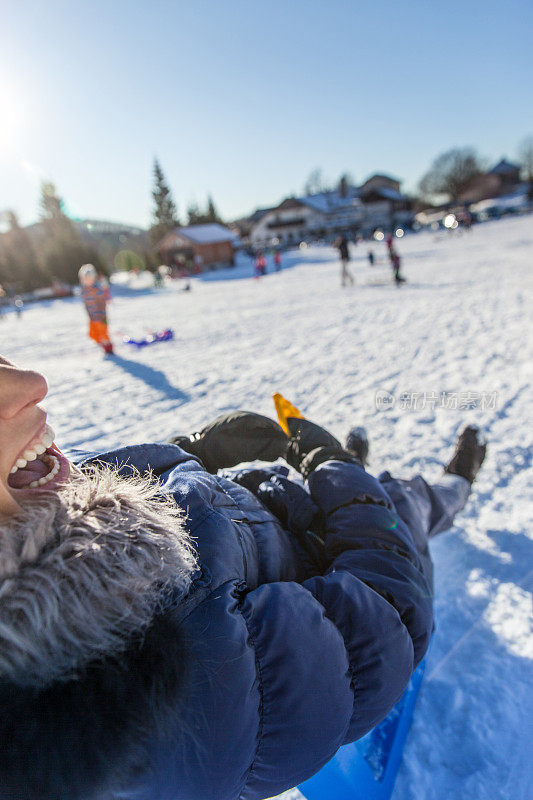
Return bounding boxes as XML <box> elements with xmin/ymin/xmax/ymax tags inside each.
<box><xmin>168</xmin><ymin>411</ymin><xmax>288</xmax><ymax>473</ymax></box>
<box><xmin>285</xmin><ymin>417</ymin><xmax>360</xmax><ymax>479</ymax></box>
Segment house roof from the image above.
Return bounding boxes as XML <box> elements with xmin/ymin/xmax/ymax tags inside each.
<box><xmin>273</xmin><ymin>197</ymin><xmax>308</xmax><ymax>212</ymax></box>
<box><xmin>248</xmin><ymin>207</ymin><xmax>275</xmax><ymax>223</ymax></box>
<box><xmin>489</xmin><ymin>159</ymin><xmax>520</xmax><ymax>175</ymax></box>
<box><xmin>360</xmin><ymin>173</ymin><xmax>401</xmax><ymax>187</ymax></box>
<box><xmin>367</xmin><ymin>186</ymin><xmax>408</xmax><ymax>201</ymax></box>
<box><xmin>469</xmin><ymin>189</ymin><xmax>529</xmax><ymax>212</ymax></box>
<box><xmin>298</xmin><ymin>188</ymin><xmax>362</xmax><ymax>214</ymax></box>
<box><xmin>172</xmin><ymin>223</ymin><xmax>237</xmax><ymax>244</ymax></box>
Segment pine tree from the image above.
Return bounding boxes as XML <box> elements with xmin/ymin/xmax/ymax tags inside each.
<box><xmin>206</xmin><ymin>195</ymin><xmax>222</xmax><ymax>223</ymax></box>
<box><xmin>40</xmin><ymin>181</ymin><xmax>67</xmax><ymax>223</ymax></box>
<box><xmin>0</xmin><ymin>211</ymin><xmax>49</xmax><ymax>291</ymax></box>
<box><xmin>186</xmin><ymin>196</ymin><xmax>222</xmax><ymax>226</ymax></box>
<box><xmin>150</xmin><ymin>159</ymin><xmax>178</xmax><ymax>244</ymax></box>
<box><xmin>187</xmin><ymin>201</ymin><xmax>202</xmax><ymax>226</ymax></box>
<box><xmin>39</xmin><ymin>182</ymin><xmax>104</xmax><ymax>284</ymax></box>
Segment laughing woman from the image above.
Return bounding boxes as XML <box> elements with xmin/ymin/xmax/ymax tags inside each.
<box><xmin>0</xmin><ymin>356</ymin><xmax>485</xmax><ymax>800</ymax></box>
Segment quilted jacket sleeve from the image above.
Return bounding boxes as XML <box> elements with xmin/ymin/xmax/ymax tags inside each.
<box><xmin>303</xmin><ymin>459</ymin><xmax>433</xmax><ymax>739</ymax></box>
<box><xmin>237</xmin><ymin>459</ymin><xmax>433</xmax><ymax>799</ymax></box>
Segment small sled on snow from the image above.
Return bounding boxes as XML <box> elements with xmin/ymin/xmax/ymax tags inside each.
<box><xmin>123</xmin><ymin>329</ymin><xmax>174</xmax><ymax>348</ymax></box>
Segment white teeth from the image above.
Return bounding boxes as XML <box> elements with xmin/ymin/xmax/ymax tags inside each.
<box><xmin>27</xmin><ymin>455</ymin><xmax>60</xmax><ymax>488</ymax></box>
<box><xmin>10</xmin><ymin>423</ymin><xmax>57</xmax><ymax>475</ymax></box>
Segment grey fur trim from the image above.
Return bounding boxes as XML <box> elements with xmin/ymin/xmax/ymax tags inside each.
<box><xmin>0</xmin><ymin>465</ymin><xmax>197</xmax><ymax>688</ymax></box>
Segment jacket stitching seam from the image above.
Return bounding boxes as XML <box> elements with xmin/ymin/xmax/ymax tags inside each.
<box><xmin>189</xmin><ymin>508</ymin><xmax>217</xmax><ymax>534</ymax></box>
<box><xmin>214</xmin><ymin>479</ymin><xmax>257</xmax><ymax>580</ymax></box>
<box><xmin>315</xmin><ymin>602</ymin><xmax>357</xmax><ymax>734</ymax></box>
<box><xmin>237</xmin><ymin>605</ymin><xmax>265</xmax><ymax>798</ymax></box>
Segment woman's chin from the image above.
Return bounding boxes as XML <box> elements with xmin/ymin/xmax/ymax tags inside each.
<box><xmin>0</xmin><ymin>485</ymin><xmax>23</xmax><ymax>516</ymax></box>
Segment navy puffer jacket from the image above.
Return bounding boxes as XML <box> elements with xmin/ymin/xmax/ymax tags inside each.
<box><xmin>0</xmin><ymin>444</ymin><xmax>433</xmax><ymax>800</ymax></box>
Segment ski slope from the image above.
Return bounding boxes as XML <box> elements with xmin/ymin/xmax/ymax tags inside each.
<box><xmin>1</xmin><ymin>216</ymin><xmax>532</xmax><ymax>800</ymax></box>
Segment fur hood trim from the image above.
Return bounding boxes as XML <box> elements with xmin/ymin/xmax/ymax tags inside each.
<box><xmin>0</xmin><ymin>465</ymin><xmax>197</xmax><ymax>688</ymax></box>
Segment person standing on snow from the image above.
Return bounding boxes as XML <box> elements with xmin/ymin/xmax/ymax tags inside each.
<box><xmin>194</xmin><ymin>253</ymin><xmax>204</xmax><ymax>274</ymax></box>
<box><xmin>337</xmin><ymin>235</ymin><xmax>354</xmax><ymax>287</ymax></box>
<box><xmin>0</xmin><ymin>355</ymin><xmax>486</xmax><ymax>800</ymax></box>
<box><xmin>14</xmin><ymin>296</ymin><xmax>24</xmax><ymax>318</ymax></box>
<box><xmin>78</xmin><ymin>263</ymin><xmax>114</xmax><ymax>355</ymax></box>
<box><xmin>391</xmin><ymin>250</ymin><xmax>406</xmax><ymax>286</ymax></box>
<box><xmin>274</xmin><ymin>249</ymin><xmax>282</xmax><ymax>271</ymax></box>
<box><xmin>254</xmin><ymin>251</ymin><xmax>267</xmax><ymax>277</ymax></box>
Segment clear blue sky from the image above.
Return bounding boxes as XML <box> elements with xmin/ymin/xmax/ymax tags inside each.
<box><xmin>1</xmin><ymin>0</ymin><xmax>532</xmax><ymax>228</ymax></box>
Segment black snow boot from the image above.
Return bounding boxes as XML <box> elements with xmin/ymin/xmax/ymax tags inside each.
<box><xmin>345</xmin><ymin>426</ymin><xmax>369</xmax><ymax>466</ymax></box>
<box><xmin>444</xmin><ymin>425</ymin><xmax>487</xmax><ymax>484</ymax></box>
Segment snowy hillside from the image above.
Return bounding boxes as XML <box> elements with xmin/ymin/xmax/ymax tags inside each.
<box><xmin>2</xmin><ymin>216</ymin><xmax>532</xmax><ymax>800</ymax></box>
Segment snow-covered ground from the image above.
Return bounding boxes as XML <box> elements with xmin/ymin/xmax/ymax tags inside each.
<box><xmin>2</xmin><ymin>216</ymin><xmax>532</xmax><ymax>799</ymax></box>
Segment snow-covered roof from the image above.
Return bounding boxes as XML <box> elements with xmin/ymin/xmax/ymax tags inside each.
<box><xmin>298</xmin><ymin>189</ymin><xmax>362</xmax><ymax>214</ymax></box>
<box><xmin>469</xmin><ymin>190</ymin><xmax>529</xmax><ymax>213</ymax></box>
<box><xmin>368</xmin><ymin>186</ymin><xmax>408</xmax><ymax>201</ymax></box>
<box><xmin>175</xmin><ymin>223</ymin><xmax>237</xmax><ymax>244</ymax></box>
<box><xmin>248</xmin><ymin>207</ymin><xmax>274</xmax><ymax>223</ymax></box>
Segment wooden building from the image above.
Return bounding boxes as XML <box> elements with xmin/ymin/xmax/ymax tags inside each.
<box><xmin>458</xmin><ymin>159</ymin><xmax>523</xmax><ymax>204</ymax></box>
<box><xmin>157</xmin><ymin>224</ymin><xmax>236</xmax><ymax>270</ymax></box>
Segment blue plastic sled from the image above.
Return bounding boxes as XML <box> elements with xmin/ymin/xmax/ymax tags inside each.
<box><xmin>123</xmin><ymin>329</ymin><xmax>174</xmax><ymax>348</ymax></box>
<box><xmin>298</xmin><ymin>657</ymin><xmax>426</xmax><ymax>800</ymax></box>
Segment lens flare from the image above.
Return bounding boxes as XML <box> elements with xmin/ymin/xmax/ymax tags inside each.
<box><xmin>444</xmin><ymin>214</ymin><xmax>457</xmax><ymax>229</ymax></box>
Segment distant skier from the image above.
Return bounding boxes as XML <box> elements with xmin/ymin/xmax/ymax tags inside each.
<box><xmin>274</xmin><ymin>249</ymin><xmax>282</xmax><ymax>271</ymax></box>
<box><xmin>367</xmin><ymin>249</ymin><xmax>375</xmax><ymax>266</ymax></box>
<box><xmin>254</xmin><ymin>251</ymin><xmax>267</xmax><ymax>278</ymax></box>
<box><xmin>78</xmin><ymin>263</ymin><xmax>114</xmax><ymax>355</ymax></box>
<box><xmin>14</xmin><ymin>296</ymin><xmax>24</xmax><ymax>318</ymax></box>
<box><xmin>391</xmin><ymin>250</ymin><xmax>406</xmax><ymax>286</ymax></box>
<box><xmin>458</xmin><ymin>208</ymin><xmax>473</xmax><ymax>231</ymax></box>
<box><xmin>336</xmin><ymin>235</ymin><xmax>354</xmax><ymax>287</ymax></box>
<box><xmin>194</xmin><ymin>253</ymin><xmax>204</xmax><ymax>274</ymax></box>
<box><xmin>152</xmin><ymin>266</ymin><xmax>164</xmax><ymax>287</ymax></box>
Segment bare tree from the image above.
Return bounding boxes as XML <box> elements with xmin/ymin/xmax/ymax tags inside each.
<box><xmin>303</xmin><ymin>168</ymin><xmax>327</xmax><ymax>196</ymax></box>
<box><xmin>418</xmin><ymin>147</ymin><xmax>484</xmax><ymax>201</ymax></box>
<box><xmin>517</xmin><ymin>136</ymin><xmax>533</xmax><ymax>181</ymax></box>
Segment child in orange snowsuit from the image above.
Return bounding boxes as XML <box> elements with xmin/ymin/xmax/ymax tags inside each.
<box><xmin>79</xmin><ymin>264</ymin><xmax>114</xmax><ymax>354</ymax></box>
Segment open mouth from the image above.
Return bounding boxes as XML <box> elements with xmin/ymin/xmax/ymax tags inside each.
<box><xmin>7</xmin><ymin>424</ymin><xmax>71</xmax><ymax>492</ymax></box>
